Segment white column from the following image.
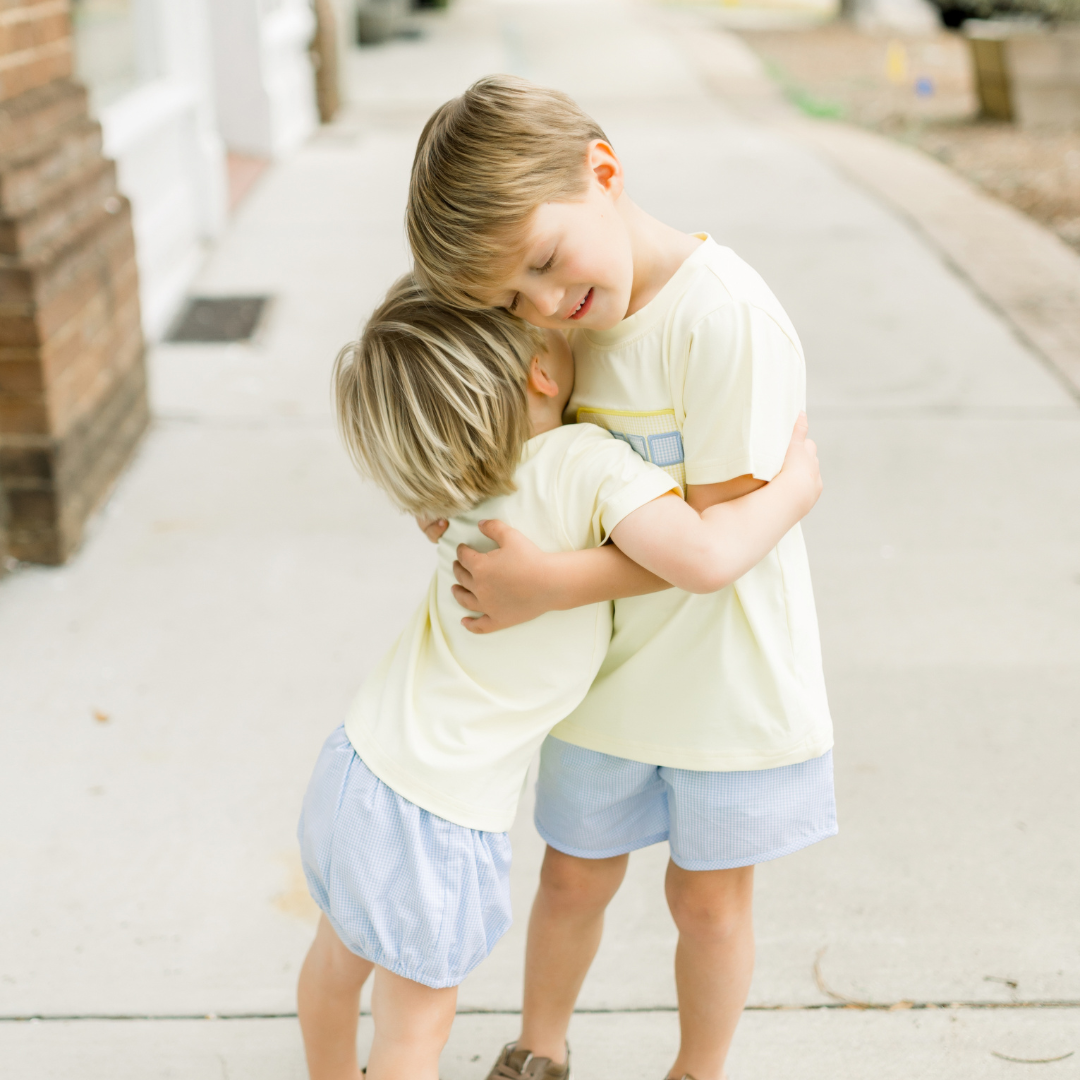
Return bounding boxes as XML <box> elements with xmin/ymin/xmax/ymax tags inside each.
<box><xmin>208</xmin><ymin>0</ymin><xmax>320</xmax><ymax>159</ymax></box>
<box><xmin>97</xmin><ymin>0</ymin><xmax>228</xmax><ymax>339</ymax></box>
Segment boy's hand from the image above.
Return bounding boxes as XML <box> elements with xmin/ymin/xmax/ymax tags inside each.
<box><xmin>416</xmin><ymin>515</ymin><xmax>448</xmax><ymax>543</ymax></box>
<box><xmin>451</xmin><ymin>520</ymin><xmax>556</xmax><ymax>634</ymax></box>
<box><xmin>779</xmin><ymin>412</ymin><xmax>822</xmax><ymax>514</ymax></box>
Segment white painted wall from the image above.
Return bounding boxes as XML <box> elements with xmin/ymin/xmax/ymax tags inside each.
<box><xmin>81</xmin><ymin>0</ymin><xmax>328</xmax><ymax>339</ymax></box>
<box><xmin>96</xmin><ymin>0</ymin><xmax>228</xmax><ymax>340</ymax></box>
<box><xmin>208</xmin><ymin>0</ymin><xmax>320</xmax><ymax>159</ymax></box>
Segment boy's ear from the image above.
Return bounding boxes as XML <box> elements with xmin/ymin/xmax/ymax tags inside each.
<box><xmin>586</xmin><ymin>140</ymin><xmax>624</xmax><ymax>199</ymax></box>
<box><xmin>527</xmin><ymin>354</ymin><xmax>560</xmax><ymax>399</ymax></box>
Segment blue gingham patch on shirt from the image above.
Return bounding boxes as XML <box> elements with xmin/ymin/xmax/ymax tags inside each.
<box><xmin>647</xmin><ymin>430</ymin><xmax>684</xmax><ymax>468</ymax></box>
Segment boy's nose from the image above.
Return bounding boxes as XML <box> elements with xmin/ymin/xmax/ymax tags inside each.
<box><xmin>528</xmin><ymin>284</ymin><xmax>563</xmax><ymax>320</ymax></box>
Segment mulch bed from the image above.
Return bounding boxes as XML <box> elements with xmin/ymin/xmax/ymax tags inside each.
<box><xmin>737</xmin><ymin>22</ymin><xmax>1080</xmax><ymax>252</ymax></box>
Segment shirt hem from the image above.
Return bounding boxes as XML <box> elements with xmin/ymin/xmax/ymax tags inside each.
<box><xmin>344</xmin><ymin>722</ymin><xmax>516</xmax><ymax>834</ymax></box>
<box><xmin>546</xmin><ymin>723</ymin><xmax>834</xmax><ymax>772</ymax></box>
<box><xmin>685</xmin><ymin>453</ymin><xmax>780</xmax><ymax>487</ymax></box>
<box><xmin>600</xmin><ymin>469</ymin><xmax>683</xmax><ymax>537</ymax></box>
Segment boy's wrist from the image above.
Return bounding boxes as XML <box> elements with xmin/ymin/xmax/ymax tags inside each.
<box><xmin>541</xmin><ymin>551</ymin><xmax>574</xmax><ymax>612</ymax></box>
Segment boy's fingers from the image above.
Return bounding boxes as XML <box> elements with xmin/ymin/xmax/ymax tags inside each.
<box><xmin>417</xmin><ymin>516</ymin><xmax>447</xmax><ymax>543</ymax></box>
<box><xmin>477</xmin><ymin>519</ymin><xmax>511</xmax><ymax>546</ymax></box>
<box><xmin>456</xmin><ymin>543</ymin><xmax>483</xmax><ymax>570</ymax></box>
<box><xmin>451</xmin><ymin>584</ymin><xmax>482</xmax><ymax>612</ymax></box>
<box><xmin>793</xmin><ymin>412</ymin><xmax>809</xmax><ymax>439</ymax></box>
<box><xmin>452</xmin><ymin>560</ymin><xmax>474</xmax><ymax>588</ymax></box>
<box><xmin>462</xmin><ymin>614</ymin><xmax>495</xmax><ymax>634</ymax></box>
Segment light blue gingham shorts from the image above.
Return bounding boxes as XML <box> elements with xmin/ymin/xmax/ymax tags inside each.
<box><xmin>535</xmin><ymin>736</ymin><xmax>837</xmax><ymax>870</ymax></box>
<box><xmin>298</xmin><ymin>726</ymin><xmax>513</xmax><ymax>989</ymax></box>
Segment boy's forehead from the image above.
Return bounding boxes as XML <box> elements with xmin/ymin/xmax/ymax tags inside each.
<box><xmin>474</xmin><ymin>240</ymin><xmax>535</xmax><ymax>304</ymax></box>
<box><xmin>481</xmin><ymin>215</ymin><xmax>558</xmax><ymax>294</ymax></box>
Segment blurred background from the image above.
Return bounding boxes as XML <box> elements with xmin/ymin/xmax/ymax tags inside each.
<box><xmin>2</xmin><ymin>0</ymin><xmax>1077</xmax><ymax>568</ymax></box>
<box><xmin>0</xmin><ymin>1</ymin><xmax>1077</xmax><ymax>1077</ymax></box>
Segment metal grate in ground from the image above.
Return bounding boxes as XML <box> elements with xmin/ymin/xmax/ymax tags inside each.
<box><xmin>166</xmin><ymin>296</ymin><xmax>271</xmax><ymax>343</ymax></box>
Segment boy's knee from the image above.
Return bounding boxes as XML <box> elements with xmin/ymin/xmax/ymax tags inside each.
<box><xmin>665</xmin><ymin>866</ymin><xmax>754</xmax><ymax>941</ymax></box>
<box><xmin>539</xmin><ymin>847</ymin><xmax>627</xmax><ymax>913</ymax></box>
<box><xmin>308</xmin><ymin>915</ymin><xmax>373</xmax><ymax>988</ymax></box>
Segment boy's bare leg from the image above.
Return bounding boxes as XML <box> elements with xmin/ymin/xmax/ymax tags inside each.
<box><xmin>517</xmin><ymin>846</ymin><xmax>629</xmax><ymax>1063</ymax></box>
<box><xmin>299</xmin><ymin>914</ymin><xmax>375</xmax><ymax>1080</ymax></box>
<box><xmin>366</xmin><ymin>965</ymin><xmax>457</xmax><ymax>1080</ymax></box>
<box><xmin>664</xmin><ymin>863</ymin><xmax>755</xmax><ymax>1080</ymax></box>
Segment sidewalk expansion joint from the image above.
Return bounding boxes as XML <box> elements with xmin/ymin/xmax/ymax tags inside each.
<box><xmin>3</xmin><ymin>1001</ymin><xmax>1079</xmax><ymax>1023</ymax></box>
<box><xmin>154</xmin><ymin>414</ymin><xmax>335</xmax><ymax>431</ymax></box>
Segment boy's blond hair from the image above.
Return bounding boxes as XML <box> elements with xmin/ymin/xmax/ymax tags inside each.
<box><xmin>407</xmin><ymin>75</ymin><xmax>608</xmax><ymax>309</ymax></box>
<box><xmin>334</xmin><ymin>275</ymin><xmax>544</xmax><ymax>518</ymax></box>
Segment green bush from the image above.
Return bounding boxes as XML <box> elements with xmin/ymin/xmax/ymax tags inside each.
<box><xmin>1025</xmin><ymin>0</ymin><xmax>1080</xmax><ymax>20</ymax></box>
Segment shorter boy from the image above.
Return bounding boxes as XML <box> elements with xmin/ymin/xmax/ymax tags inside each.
<box><xmin>296</xmin><ymin>275</ymin><xmax>821</xmax><ymax>1080</ymax></box>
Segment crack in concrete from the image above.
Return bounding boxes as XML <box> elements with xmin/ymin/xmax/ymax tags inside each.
<box><xmin>2</xmin><ymin>1001</ymin><xmax>1079</xmax><ymax>1023</ymax></box>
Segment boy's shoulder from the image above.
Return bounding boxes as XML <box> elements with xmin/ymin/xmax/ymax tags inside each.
<box><xmin>676</xmin><ymin>239</ymin><xmax>790</xmax><ymax>318</ymax></box>
<box><xmin>523</xmin><ymin>419</ymin><xmax>613</xmax><ymax>462</ymax></box>
<box><xmin>524</xmin><ymin>422</ymin><xmax>658</xmax><ymax>491</ymax></box>
<box><xmin>509</xmin><ymin>423</ymin><xmax>615</xmax><ymax>493</ymax></box>
<box><xmin>674</xmin><ymin>238</ymin><xmax>801</xmax><ymax>351</ymax></box>
<box><xmin>459</xmin><ymin>422</ymin><xmax>667</xmax><ymax>551</ymax></box>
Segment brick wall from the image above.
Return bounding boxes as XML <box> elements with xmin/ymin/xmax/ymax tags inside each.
<box><xmin>0</xmin><ymin>0</ymin><xmax>148</xmax><ymax>565</ymax></box>
<box><xmin>0</xmin><ymin>1</ymin><xmax>73</xmax><ymax>101</ymax></box>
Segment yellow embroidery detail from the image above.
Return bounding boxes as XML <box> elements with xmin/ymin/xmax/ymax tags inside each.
<box><xmin>577</xmin><ymin>407</ymin><xmax>686</xmax><ymax>492</ymax></box>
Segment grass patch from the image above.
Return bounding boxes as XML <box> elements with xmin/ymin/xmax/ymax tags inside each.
<box><xmin>763</xmin><ymin>58</ymin><xmax>845</xmax><ymax>119</ymax></box>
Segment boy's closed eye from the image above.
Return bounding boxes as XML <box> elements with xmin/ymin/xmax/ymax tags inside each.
<box><xmin>507</xmin><ymin>254</ymin><xmax>556</xmax><ymax>313</ymax></box>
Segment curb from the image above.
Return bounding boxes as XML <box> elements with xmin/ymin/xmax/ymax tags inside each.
<box><xmin>785</xmin><ymin>117</ymin><xmax>1080</xmax><ymax>403</ymax></box>
<box><xmin>671</xmin><ymin>16</ymin><xmax>1080</xmax><ymax>403</ymax></box>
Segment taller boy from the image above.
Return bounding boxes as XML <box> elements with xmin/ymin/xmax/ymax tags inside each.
<box><xmin>407</xmin><ymin>77</ymin><xmax>835</xmax><ymax>1080</ymax></box>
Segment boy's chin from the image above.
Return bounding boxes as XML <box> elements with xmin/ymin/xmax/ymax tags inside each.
<box><xmin>576</xmin><ymin>294</ymin><xmax>625</xmax><ymax>331</ymax></box>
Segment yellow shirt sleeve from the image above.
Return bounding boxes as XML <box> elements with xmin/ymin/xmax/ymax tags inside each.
<box><xmin>679</xmin><ymin>300</ymin><xmax>806</xmax><ymax>486</ymax></box>
<box><xmin>555</xmin><ymin>428</ymin><xmax>680</xmax><ymax>549</ymax></box>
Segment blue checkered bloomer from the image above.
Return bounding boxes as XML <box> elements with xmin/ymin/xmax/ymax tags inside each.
<box><xmin>535</xmin><ymin>736</ymin><xmax>837</xmax><ymax>870</ymax></box>
<box><xmin>298</xmin><ymin>726</ymin><xmax>513</xmax><ymax>989</ymax></box>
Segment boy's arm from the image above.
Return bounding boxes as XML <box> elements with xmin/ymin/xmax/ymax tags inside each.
<box><xmin>609</xmin><ymin>420</ymin><xmax>818</xmax><ymax>594</ymax></box>
<box><xmin>686</xmin><ymin>474</ymin><xmax>765</xmax><ymax>511</ymax></box>
<box><xmin>418</xmin><ymin>475</ymin><xmax>760</xmax><ymax>548</ymax></box>
<box><xmin>452</xmin><ymin>416</ymin><xmax>819</xmax><ymax>633</ymax></box>
<box><xmin>449</xmin><ymin>477</ymin><xmax>759</xmax><ymax>621</ymax></box>
<box><xmin>450</xmin><ymin>528</ymin><xmax>671</xmax><ymax>633</ymax></box>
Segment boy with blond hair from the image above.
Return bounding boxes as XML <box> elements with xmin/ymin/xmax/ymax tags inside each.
<box><xmin>296</xmin><ymin>275</ymin><xmax>821</xmax><ymax>1080</ymax></box>
<box><xmin>407</xmin><ymin>77</ymin><xmax>837</xmax><ymax>1080</ymax></box>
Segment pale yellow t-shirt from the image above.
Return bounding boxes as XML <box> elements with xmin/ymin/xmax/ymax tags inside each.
<box><xmin>550</xmin><ymin>235</ymin><xmax>833</xmax><ymax>771</ymax></box>
<box><xmin>345</xmin><ymin>424</ymin><xmax>677</xmax><ymax>832</ymax></box>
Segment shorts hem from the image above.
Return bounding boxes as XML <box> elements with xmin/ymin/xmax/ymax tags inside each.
<box><xmin>535</xmin><ymin>818</ymin><xmax>671</xmax><ymax>861</ymax></box>
<box><xmin>543</xmin><ymin>729</ymin><xmax>834</xmax><ymax>773</ymax></box>
<box><xmin>668</xmin><ymin>823</ymin><xmax>839</xmax><ymax>872</ymax></box>
<box><xmin>314</xmin><ymin>899</ymin><xmax>501</xmax><ymax>991</ymax></box>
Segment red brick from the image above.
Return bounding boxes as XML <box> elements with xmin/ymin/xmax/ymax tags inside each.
<box><xmin>0</xmin><ymin>156</ymin><xmax>117</xmax><ymax>255</ymax></box>
<box><xmin>0</xmin><ymin>390</ymin><xmax>47</xmax><ymax>432</ymax></box>
<box><xmin>0</xmin><ymin>8</ymin><xmax>147</xmax><ymax>564</ymax></box>
<box><xmin>0</xmin><ymin>116</ymin><xmax>102</xmax><ymax>216</ymax></box>
<box><xmin>0</xmin><ymin>79</ymin><xmax>86</xmax><ymax>155</ymax></box>
<box><xmin>0</xmin><ymin>41</ymin><xmax>72</xmax><ymax>101</ymax></box>
<box><xmin>0</xmin><ymin>356</ymin><xmax>42</xmax><ymax>393</ymax></box>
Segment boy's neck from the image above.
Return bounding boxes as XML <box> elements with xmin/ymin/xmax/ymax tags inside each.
<box><xmin>528</xmin><ymin>398</ymin><xmax>564</xmax><ymax>439</ymax></box>
<box><xmin>619</xmin><ymin>197</ymin><xmax>702</xmax><ymax>318</ymax></box>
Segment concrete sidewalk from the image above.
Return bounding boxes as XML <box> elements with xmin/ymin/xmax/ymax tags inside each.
<box><xmin>2</xmin><ymin>1</ymin><xmax>1078</xmax><ymax>1077</ymax></box>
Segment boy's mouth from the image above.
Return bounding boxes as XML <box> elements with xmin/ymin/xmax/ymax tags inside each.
<box><xmin>567</xmin><ymin>288</ymin><xmax>593</xmax><ymax>321</ymax></box>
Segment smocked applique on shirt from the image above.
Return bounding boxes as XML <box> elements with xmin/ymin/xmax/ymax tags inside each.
<box><xmin>576</xmin><ymin>407</ymin><xmax>686</xmax><ymax>493</ymax></box>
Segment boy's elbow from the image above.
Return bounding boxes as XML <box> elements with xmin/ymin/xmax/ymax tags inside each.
<box><xmin>671</xmin><ymin>542</ymin><xmax>736</xmax><ymax>594</ymax></box>
<box><xmin>683</xmin><ymin>566</ymin><xmax>735</xmax><ymax>594</ymax></box>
